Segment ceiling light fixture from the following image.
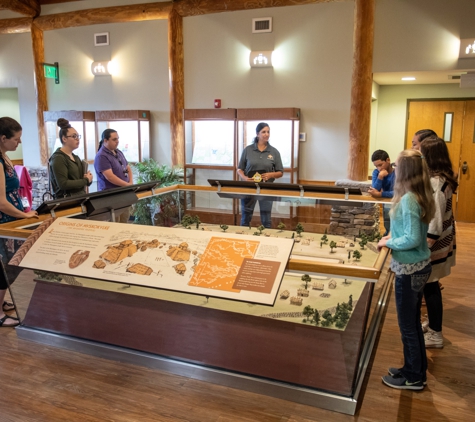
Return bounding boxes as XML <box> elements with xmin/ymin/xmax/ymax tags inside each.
<box><xmin>401</xmin><ymin>77</ymin><xmax>416</xmax><ymax>81</ymax></box>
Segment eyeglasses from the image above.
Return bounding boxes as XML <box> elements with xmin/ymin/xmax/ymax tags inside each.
<box><xmin>66</xmin><ymin>134</ymin><xmax>82</xmax><ymax>140</ymax></box>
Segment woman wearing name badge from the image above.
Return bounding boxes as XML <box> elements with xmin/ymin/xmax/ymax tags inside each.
<box><xmin>49</xmin><ymin>118</ymin><xmax>93</xmax><ymax>198</ymax></box>
<box><xmin>0</xmin><ymin>117</ymin><xmax>38</xmax><ymax>327</ymax></box>
<box><xmin>237</xmin><ymin>122</ymin><xmax>283</xmax><ymax>229</ymax></box>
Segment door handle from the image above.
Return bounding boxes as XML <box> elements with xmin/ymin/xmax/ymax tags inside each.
<box><xmin>462</xmin><ymin>161</ymin><xmax>468</xmax><ymax>175</ymax></box>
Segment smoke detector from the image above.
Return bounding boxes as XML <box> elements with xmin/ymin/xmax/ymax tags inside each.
<box><xmin>252</xmin><ymin>17</ymin><xmax>272</xmax><ymax>33</ymax></box>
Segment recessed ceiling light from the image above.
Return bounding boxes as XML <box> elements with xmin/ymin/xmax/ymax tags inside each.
<box><xmin>401</xmin><ymin>77</ymin><xmax>416</xmax><ymax>81</ymax></box>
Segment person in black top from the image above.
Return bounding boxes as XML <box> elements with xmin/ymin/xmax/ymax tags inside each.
<box><xmin>237</xmin><ymin>122</ymin><xmax>283</xmax><ymax>228</ymax></box>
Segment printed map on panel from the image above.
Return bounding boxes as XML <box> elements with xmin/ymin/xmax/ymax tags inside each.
<box><xmin>188</xmin><ymin>237</ymin><xmax>259</xmax><ymax>292</ymax></box>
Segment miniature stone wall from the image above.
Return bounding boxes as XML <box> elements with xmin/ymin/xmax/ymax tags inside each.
<box><xmin>28</xmin><ymin>167</ymin><xmax>50</xmax><ymax>209</ymax></box>
<box><xmin>330</xmin><ymin>179</ymin><xmax>380</xmax><ymax>236</ymax></box>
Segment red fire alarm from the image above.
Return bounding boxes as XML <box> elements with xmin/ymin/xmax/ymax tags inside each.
<box><xmin>214</xmin><ymin>99</ymin><xmax>221</xmax><ymax>108</ymax></box>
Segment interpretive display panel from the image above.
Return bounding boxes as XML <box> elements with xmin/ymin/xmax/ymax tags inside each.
<box><xmin>13</xmin><ymin>218</ymin><xmax>294</xmax><ymax>305</ymax></box>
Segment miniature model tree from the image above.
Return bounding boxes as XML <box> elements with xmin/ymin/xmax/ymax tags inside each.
<box><xmin>220</xmin><ymin>224</ymin><xmax>229</xmax><ymax>232</ymax></box>
<box><xmin>257</xmin><ymin>225</ymin><xmax>265</xmax><ymax>234</ymax></box>
<box><xmin>302</xmin><ymin>305</ymin><xmax>314</xmax><ymax>323</ymax></box>
<box><xmin>253</xmin><ymin>231</ymin><xmax>260</xmax><ymax>236</ymax></box>
<box><xmin>194</xmin><ymin>215</ymin><xmax>201</xmax><ymax>229</ymax></box>
<box><xmin>359</xmin><ymin>238</ymin><xmax>367</xmax><ymax>250</ymax></box>
<box><xmin>312</xmin><ymin>309</ymin><xmax>320</xmax><ymax>326</ymax></box>
<box><xmin>348</xmin><ymin>250</ymin><xmax>351</xmax><ymax>260</ymax></box>
<box><xmin>321</xmin><ymin>234</ymin><xmax>328</xmax><ymax>244</ymax></box>
<box><xmin>348</xmin><ymin>294</ymin><xmax>353</xmax><ymax>310</ymax></box>
<box><xmin>292</xmin><ymin>233</ymin><xmax>295</xmax><ymax>239</ymax></box>
<box><xmin>329</xmin><ymin>240</ymin><xmax>337</xmax><ymax>253</ymax></box>
<box><xmin>320</xmin><ymin>241</ymin><xmax>323</xmax><ymax>248</ymax></box>
<box><xmin>301</xmin><ymin>274</ymin><xmax>311</xmax><ymax>290</ymax></box>
<box><xmin>295</xmin><ymin>222</ymin><xmax>304</xmax><ymax>237</ymax></box>
<box><xmin>352</xmin><ymin>250</ymin><xmax>362</xmax><ymax>261</ymax></box>
<box><xmin>181</xmin><ymin>214</ymin><xmax>195</xmax><ymax>229</ymax></box>
<box><xmin>375</xmin><ymin>232</ymin><xmax>383</xmax><ymax>242</ymax></box>
<box><xmin>321</xmin><ymin>310</ymin><xmax>333</xmax><ymax>327</ymax></box>
<box><xmin>277</xmin><ymin>222</ymin><xmax>286</xmax><ymax>232</ymax></box>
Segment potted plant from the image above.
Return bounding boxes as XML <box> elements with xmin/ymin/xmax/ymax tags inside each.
<box><xmin>131</xmin><ymin>159</ymin><xmax>184</xmax><ymax>226</ymax></box>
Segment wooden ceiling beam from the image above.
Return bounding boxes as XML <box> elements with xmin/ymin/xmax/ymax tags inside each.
<box><xmin>34</xmin><ymin>1</ymin><xmax>173</xmax><ymax>31</ymax></box>
<box><xmin>175</xmin><ymin>0</ymin><xmax>332</xmax><ymax>17</ymax></box>
<box><xmin>0</xmin><ymin>17</ymin><xmax>32</xmax><ymax>34</ymax></box>
<box><xmin>0</xmin><ymin>0</ymin><xmax>40</xmax><ymax>17</ymax></box>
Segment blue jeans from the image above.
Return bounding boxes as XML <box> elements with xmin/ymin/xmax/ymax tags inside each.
<box><xmin>383</xmin><ymin>204</ymin><xmax>391</xmax><ymax>236</ymax></box>
<box><xmin>240</xmin><ymin>196</ymin><xmax>273</xmax><ymax>228</ymax></box>
<box><xmin>394</xmin><ymin>263</ymin><xmax>432</xmax><ymax>383</ymax></box>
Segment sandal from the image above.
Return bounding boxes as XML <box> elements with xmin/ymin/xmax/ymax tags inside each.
<box><xmin>2</xmin><ymin>301</ymin><xmax>15</xmax><ymax>312</ymax></box>
<box><xmin>0</xmin><ymin>314</ymin><xmax>19</xmax><ymax>327</ymax></box>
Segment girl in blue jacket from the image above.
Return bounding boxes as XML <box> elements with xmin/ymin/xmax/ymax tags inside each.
<box><xmin>378</xmin><ymin>149</ymin><xmax>435</xmax><ymax>391</ymax></box>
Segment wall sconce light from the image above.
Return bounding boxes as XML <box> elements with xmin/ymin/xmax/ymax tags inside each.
<box><xmin>91</xmin><ymin>60</ymin><xmax>115</xmax><ymax>76</ymax></box>
<box><xmin>249</xmin><ymin>51</ymin><xmax>273</xmax><ymax>68</ymax></box>
<box><xmin>459</xmin><ymin>38</ymin><xmax>475</xmax><ymax>58</ymax></box>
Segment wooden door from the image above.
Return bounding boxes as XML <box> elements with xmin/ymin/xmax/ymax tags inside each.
<box><xmin>405</xmin><ymin>99</ymin><xmax>475</xmax><ymax>221</ymax></box>
<box><xmin>405</xmin><ymin>100</ymin><xmax>464</xmax><ymax>167</ymax></box>
<box><xmin>457</xmin><ymin>100</ymin><xmax>475</xmax><ymax>222</ymax></box>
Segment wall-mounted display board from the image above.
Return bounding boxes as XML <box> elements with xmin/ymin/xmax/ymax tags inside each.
<box><xmin>1</xmin><ymin>184</ymin><xmax>391</xmax><ymax>416</ymax></box>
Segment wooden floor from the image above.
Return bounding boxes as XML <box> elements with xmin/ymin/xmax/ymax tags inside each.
<box><xmin>1</xmin><ymin>223</ymin><xmax>474</xmax><ymax>421</ymax></box>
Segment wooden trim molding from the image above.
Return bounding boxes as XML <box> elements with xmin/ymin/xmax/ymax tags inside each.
<box><xmin>175</xmin><ymin>0</ymin><xmax>332</xmax><ymax>17</ymax></box>
<box><xmin>34</xmin><ymin>1</ymin><xmax>172</xmax><ymax>31</ymax></box>
<box><xmin>0</xmin><ymin>17</ymin><xmax>32</xmax><ymax>34</ymax></box>
<box><xmin>0</xmin><ymin>0</ymin><xmax>40</xmax><ymax>17</ymax></box>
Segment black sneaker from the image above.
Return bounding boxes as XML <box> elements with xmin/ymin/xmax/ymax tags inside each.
<box><xmin>388</xmin><ymin>367</ymin><xmax>427</xmax><ymax>385</ymax></box>
<box><xmin>382</xmin><ymin>374</ymin><xmax>425</xmax><ymax>390</ymax></box>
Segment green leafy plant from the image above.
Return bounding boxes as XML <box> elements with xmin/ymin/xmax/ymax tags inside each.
<box><xmin>131</xmin><ymin>160</ymin><xmax>184</xmax><ymax>226</ymax></box>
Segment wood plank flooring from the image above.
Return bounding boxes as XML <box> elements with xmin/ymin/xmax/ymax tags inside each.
<box><xmin>1</xmin><ymin>223</ymin><xmax>474</xmax><ymax>421</ymax></box>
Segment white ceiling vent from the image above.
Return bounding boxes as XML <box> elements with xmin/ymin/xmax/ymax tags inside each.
<box><xmin>252</xmin><ymin>17</ymin><xmax>272</xmax><ymax>33</ymax></box>
<box><xmin>94</xmin><ymin>32</ymin><xmax>109</xmax><ymax>47</ymax></box>
<box><xmin>460</xmin><ymin>72</ymin><xmax>475</xmax><ymax>88</ymax></box>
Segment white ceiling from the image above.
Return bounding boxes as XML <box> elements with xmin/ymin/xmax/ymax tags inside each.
<box><xmin>373</xmin><ymin>69</ymin><xmax>475</xmax><ymax>85</ymax></box>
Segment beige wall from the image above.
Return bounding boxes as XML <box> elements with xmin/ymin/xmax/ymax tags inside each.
<box><xmin>0</xmin><ymin>88</ymin><xmax>23</xmax><ymax>160</ymax></box>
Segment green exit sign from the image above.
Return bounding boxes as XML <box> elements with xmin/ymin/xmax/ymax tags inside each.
<box><xmin>43</xmin><ymin>62</ymin><xmax>59</xmax><ymax>84</ymax></box>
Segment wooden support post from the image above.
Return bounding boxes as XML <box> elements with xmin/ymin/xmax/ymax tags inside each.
<box><xmin>347</xmin><ymin>0</ymin><xmax>374</xmax><ymax>181</ymax></box>
<box><xmin>168</xmin><ymin>8</ymin><xmax>185</xmax><ymax>166</ymax></box>
<box><xmin>31</xmin><ymin>22</ymin><xmax>49</xmax><ymax>166</ymax></box>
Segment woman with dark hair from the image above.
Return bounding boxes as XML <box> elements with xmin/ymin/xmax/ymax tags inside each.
<box><xmin>49</xmin><ymin>118</ymin><xmax>93</xmax><ymax>198</ymax></box>
<box><xmin>237</xmin><ymin>122</ymin><xmax>283</xmax><ymax>228</ymax></box>
<box><xmin>420</xmin><ymin>136</ymin><xmax>458</xmax><ymax>349</ymax></box>
<box><xmin>94</xmin><ymin>129</ymin><xmax>133</xmax><ymax>223</ymax></box>
<box><xmin>0</xmin><ymin>117</ymin><xmax>38</xmax><ymax>327</ymax></box>
<box><xmin>412</xmin><ymin>129</ymin><xmax>438</xmax><ymax>151</ymax></box>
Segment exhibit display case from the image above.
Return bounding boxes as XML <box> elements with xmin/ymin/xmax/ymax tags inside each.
<box><xmin>44</xmin><ymin>110</ymin><xmax>96</xmax><ymax>162</ymax></box>
<box><xmin>0</xmin><ymin>184</ymin><xmax>391</xmax><ymax>415</ymax></box>
<box><xmin>95</xmin><ymin>110</ymin><xmax>151</xmax><ymax>163</ymax></box>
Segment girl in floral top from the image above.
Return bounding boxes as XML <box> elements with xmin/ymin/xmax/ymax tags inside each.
<box><xmin>378</xmin><ymin>149</ymin><xmax>435</xmax><ymax>390</ymax></box>
<box><xmin>0</xmin><ymin>117</ymin><xmax>38</xmax><ymax>327</ymax></box>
